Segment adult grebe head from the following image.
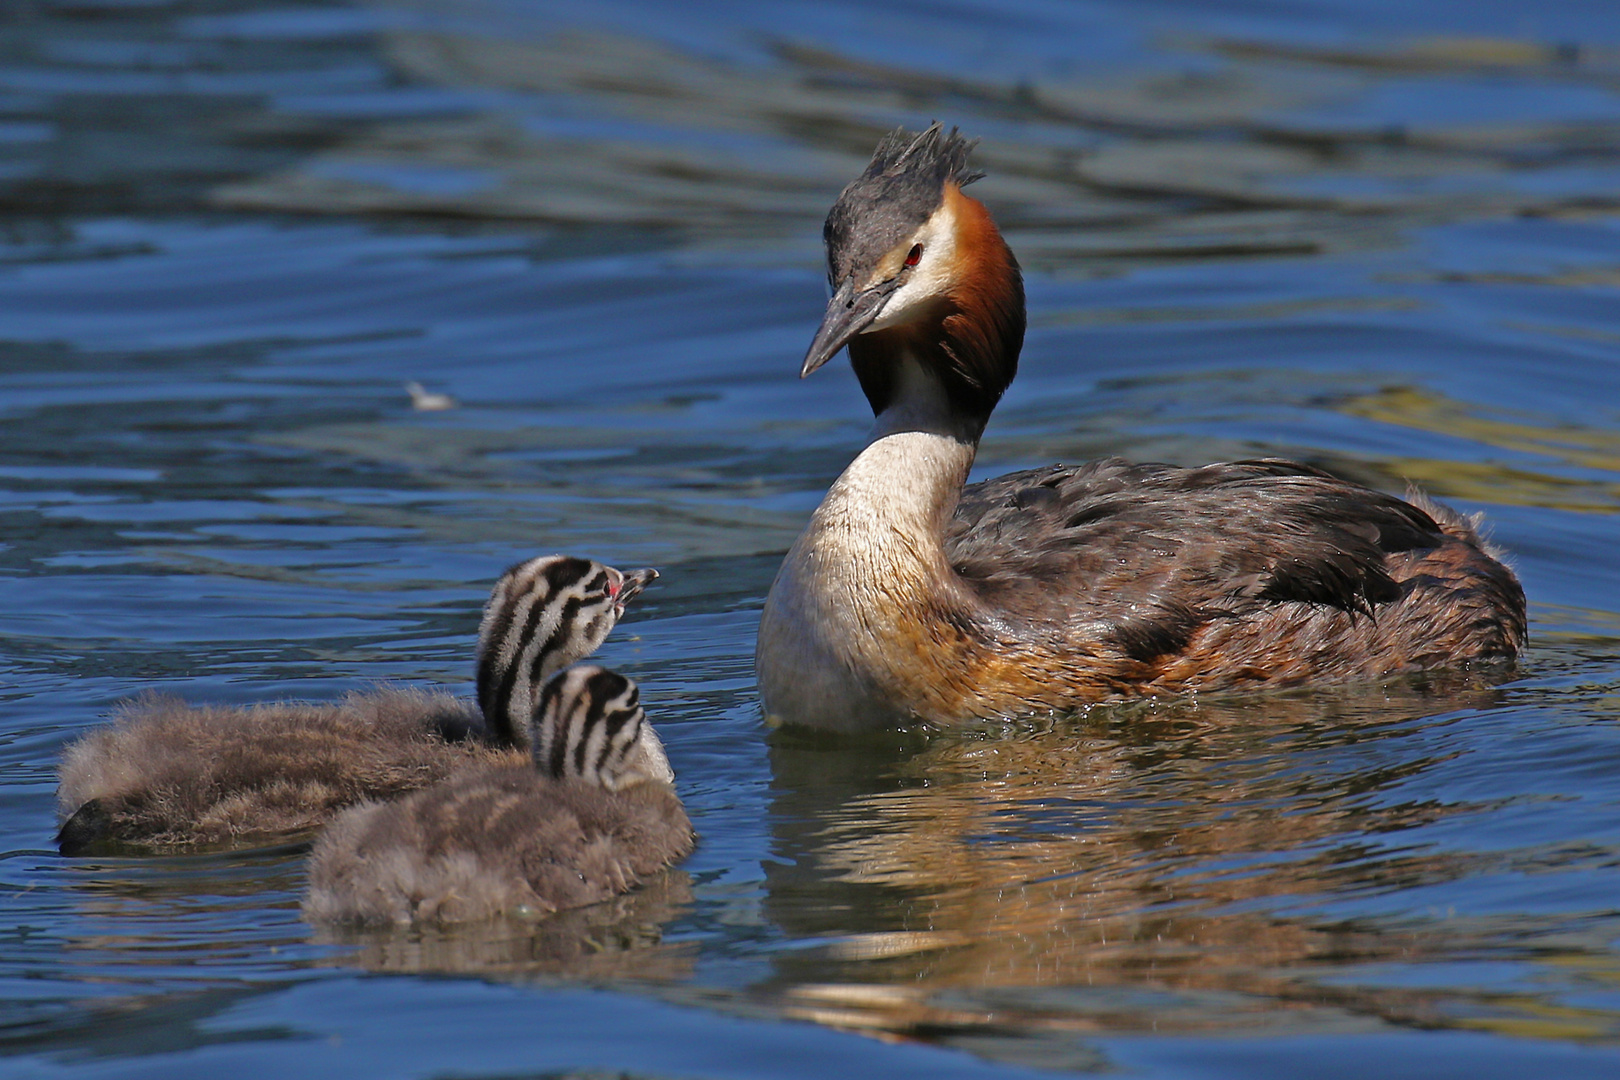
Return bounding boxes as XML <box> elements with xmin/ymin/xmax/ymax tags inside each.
<box><xmin>801</xmin><ymin>123</ymin><xmax>1025</xmax><ymax>436</ymax></box>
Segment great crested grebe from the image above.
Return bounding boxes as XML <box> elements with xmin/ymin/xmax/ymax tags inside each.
<box><xmin>756</xmin><ymin>124</ymin><xmax>1526</xmax><ymax>730</ymax></box>
<box><xmin>304</xmin><ymin>664</ymin><xmax>693</xmax><ymax>926</ymax></box>
<box><xmin>55</xmin><ymin>555</ymin><xmax>656</xmax><ymax>853</ymax></box>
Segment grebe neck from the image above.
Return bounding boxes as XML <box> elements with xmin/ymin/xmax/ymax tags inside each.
<box><xmin>829</xmin><ymin>353</ymin><xmax>980</xmax><ymax>552</ymax></box>
<box><xmin>756</xmin><ymin>362</ymin><xmax>985</xmax><ymax>728</ymax></box>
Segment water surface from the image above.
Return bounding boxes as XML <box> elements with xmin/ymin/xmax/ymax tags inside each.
<box><xmin>3</xmin><ymin>1</ymin><xmax>1620</xmax><ymax>1077</ymax></box>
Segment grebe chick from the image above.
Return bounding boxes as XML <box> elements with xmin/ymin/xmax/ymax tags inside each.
<box><xmin>756</xmin><ymin>124</ymin><xmax>1526</xmax><ymax>729</ymax></box>
<box><xmin>303</xmin><ymin>665</ymin><xmax>693</xmax><ymax>926</ymax></box>
<box><xmin>55</xmin><ymin>555</ymin><xmax>657</xmax><ymax>854</ymax></box>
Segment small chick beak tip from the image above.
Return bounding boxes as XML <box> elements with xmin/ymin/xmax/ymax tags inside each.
<box><xmin>616</xmin><ymin>567</ymin><xmax>660</xmax><ymax>605</ymax></box>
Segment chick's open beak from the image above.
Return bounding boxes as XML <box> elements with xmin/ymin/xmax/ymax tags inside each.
<box><xmin>614</xmin><ymin>568</ymin><xmax>659</xmax><ymax>613</ymax></box>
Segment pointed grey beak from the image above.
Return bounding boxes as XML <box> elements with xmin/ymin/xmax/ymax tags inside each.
<box><xmin>801</xmin><ymin>278</ymin><xmax>894</xmax><ymax>378</ymax></box>
<box><xmin>615</xmin><ymin>567</ymin><xmax>659</xmax><ymax>607</ymax></box>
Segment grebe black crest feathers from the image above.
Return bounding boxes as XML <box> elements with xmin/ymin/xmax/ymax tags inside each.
<box><xmin>757</xmin><ymin>123</ymin><xmax>1526</xmax><ymax>729</ymax></box>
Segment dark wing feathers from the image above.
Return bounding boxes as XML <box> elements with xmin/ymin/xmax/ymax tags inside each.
<box><xmin>946</xmin><ymin>458</ymin><xmax>1449</xmax><ymax>652</ymax></box>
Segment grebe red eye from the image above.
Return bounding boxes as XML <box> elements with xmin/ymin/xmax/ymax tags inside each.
<box><xmin>905</xmin><ymin>244</ymin><xmax>923</xmax><ymax>268</ymax></box>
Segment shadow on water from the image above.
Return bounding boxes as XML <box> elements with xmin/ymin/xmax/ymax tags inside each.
<box><xmin>308</xmin><ymin>870</ymin><xmax>698</xmax><ymax>979</ymax></box>
<box><xmin>0</xmin><ymin>985</ymin><xmax>297</xmax><ymax>1063</ymax></box>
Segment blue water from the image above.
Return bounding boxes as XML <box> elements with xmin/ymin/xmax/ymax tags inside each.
<box><xmin>3</xmin><ymin>1</ymin><xmax>1620</xmax><ymax>1076</ymax></box>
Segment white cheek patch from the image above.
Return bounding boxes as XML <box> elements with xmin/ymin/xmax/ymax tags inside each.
<box><xmin>868</xmin><ymin>203</ymin><xmax>958</xmax><ymax>332</ymax></box>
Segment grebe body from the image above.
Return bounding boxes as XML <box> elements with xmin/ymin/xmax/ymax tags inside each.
<box><xmin>304</xmin><ymin>665</ymin><xmax>693</xmax><ymax>926</ymax></box>
<box><xmin>756</xmin><ymin>126</ymin><xmax>1525</xmax><ymax>729</ymax></box>
<box><xmin>55</xmin><ymin>555</ymin><xmax>656</xmax><ymax>853</ymax></box>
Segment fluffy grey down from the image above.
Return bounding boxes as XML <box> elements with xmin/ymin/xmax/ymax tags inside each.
<box><xmin>303</xmin><ymin>762</ymin><xmax>695</xmax><ymax>925</ymax></box>
<box><xmin>56</xmin><ymin>688</ymin><xmax>512</xmax><ymax>853</ymax></box>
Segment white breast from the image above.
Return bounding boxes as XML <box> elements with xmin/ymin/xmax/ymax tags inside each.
<box><xmin>756</xmin><ymin>421</ymin><xmax>976</xmax><ymax>730</ymax></box>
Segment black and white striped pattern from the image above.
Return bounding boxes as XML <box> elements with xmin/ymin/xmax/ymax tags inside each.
<box><xmin>533</xmin><ymin>666</ymin><xmax>672</xmax><ymax>792</ymax></box>
<box><xmin>474</xmin><ymin>555</ymin><xmax>657</xmax><ymax>749</ymax></box>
